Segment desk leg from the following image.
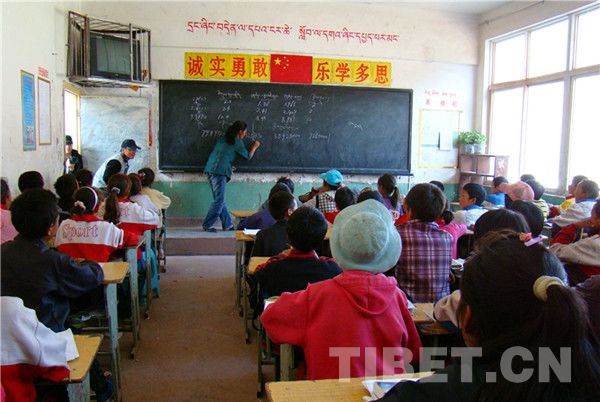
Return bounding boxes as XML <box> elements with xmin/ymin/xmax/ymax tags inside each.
<box><xmin>126</xmin><ymin>248</ymin><xmax>141</xmax><ymax>359</ymax></box>
<box><xmin>144</xmin><ymin>230</ymin><xmax>153</xmax><ymax>318</ymax></box>
<box><xmin>235</xmin><ymin>239</ymin><xmax>243</xmax><ymax>315</ymax></box>
<box><xmin>67</xmin><ymin>374</ymin><xmax>90</xmax><ymax>402</ymax></box>
<box><xmin>105</xmin><ymin>283</ymin><xmax>121</xmax><ymax>402</ymax></box>
<box><xmin>280</xmin><ymin>344</ymin><xmax>294</xmax><ymax>381</ymax></box>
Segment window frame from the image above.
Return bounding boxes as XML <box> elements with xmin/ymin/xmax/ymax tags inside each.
<box><xmin>486</xmin><ymin>5</ymin><xmax>600</xmax><ymax>194</ymax></box>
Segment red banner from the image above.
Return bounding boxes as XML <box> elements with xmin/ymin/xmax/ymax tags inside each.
<box><xmin>270</xmin><ymin>54</ymin><xmax>312</xmax><ymax>84</ymax></box>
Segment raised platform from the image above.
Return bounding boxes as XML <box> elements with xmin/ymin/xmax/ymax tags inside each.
<box><xmin>166</xmin><ymin>219</ymin><xmax>237</xmax><ymax>256</ymax></box>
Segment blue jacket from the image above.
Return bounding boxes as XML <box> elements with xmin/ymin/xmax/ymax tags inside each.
<box><xmin>1</xmin><ymin>235</ymin><xmax>104</xmax><ymax>332</ymax></box>
<box><xmin>204</xmin><ymin>137</ymin><xmax>250</xmax><ymax>179</ymax></box>
<box><xmin>485</xmin><ymin>192</ymin><xmax>506</xmax><ymax>206</ymax></box>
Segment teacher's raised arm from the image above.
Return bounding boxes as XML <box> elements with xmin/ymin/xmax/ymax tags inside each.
<box><xmin>202</xmin><ymin>120</ymin><xmax>260</xmax><ymax>232</ymax></box>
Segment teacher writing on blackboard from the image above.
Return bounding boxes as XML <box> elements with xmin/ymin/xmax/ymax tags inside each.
<box><xmin>203</xmin><ymin>121</ymin><xmax>261</xmax><ymax>232</ymax></box>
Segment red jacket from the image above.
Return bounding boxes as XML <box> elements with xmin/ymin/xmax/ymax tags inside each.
<box><xmin>117</xmin><ymin>198</ymin><xmax>159</xmax><ymax>236</ymax></box>
<box><xmin>55</xmin><ymin>214</ymin><xmax>138</xmax><ymax>262</ymax></box>
<box><xmin>261</xmin><ymin>270</ymin><xmax>421</xmax><ymax>380</ymax></box>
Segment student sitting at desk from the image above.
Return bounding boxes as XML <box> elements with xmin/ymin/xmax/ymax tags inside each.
<box><xmin>434</xmin><ymin>209</ymin><xmax>530</xmax><ymax>326</ymax></box>
<box><xmin>138</xmin><ymin>167</ymin><xmax>171</xmax><ymax>228</ymax></box>
<box><xmin>104</xmin><ymin>173</ymin><xmax>159</xmax><ymax>236</ymax></box>
<box><xmin>484</xmin><ymin>175</ymin><xmax>508</xmax><ymax>207</ymax></box>
<box><xmin>550</xmin><ymin>179</ymin><xmax>598</xmax><ymax>231</ymax></box>
<box><xmin>526</xmin><ymin>179</ymin><xmax>550</xmax><ymax>218</ymax></box>
<box><xmin>0</xmin><ymin>189</ymin><xmax>112</xmax><ymax>401</ymax></box>
<box><xmin>1</xmin><ymin>296</ymin><xmax>74</xmax><ymax>402</ymax></box>
<box><xmin>1</xmin><ymin>178</ymin><xmax>17</xmax><ymax>244</ymax></box>
<box><xmin>128</xmin><ymin>173</ymin><xmax>160</xmax><ymax>221</ymax></box>
<box><xmin>261</xmin><ymin>200</ymin><xmax>421</xmax><ymax>380</ymax></box>
<box><xmin>252</xmin><ymin>191</ymin><xmax>297</xmax><ymax>258</ymax></box>
<box><xmin>299</xmin><ymin>169</ymin><xmax>344</xmax><ymax>214</ymax></box>
<box><xmin>549</xmin><ymin>174</ymin><xmax>587</xmax><ymax>218</ymax></box>
<box><xmin>452</xmin><ymin>183</ymin><xmax>487</xmax><ymax>228</ymax></box>
<box><xmin>508</xmin><ymin>200</ymin><xmax>545</xmax><ymax>238</ymax></box>
<box><xmin>254</xmin><ymin>206</ymin><xmax>340</xmax><ymax>312</ymax></box>
<box><xmin>378</xmin><ymin>173</ymin><xmax>404</xmax><ymax>220</ymax></box>
<box><xmin>55</xmin><ymin>186</ymin><xmax>138</xmax><ymax>262</ymax></box>
<box><xmin>550</xmin><ymin>199</ymin><xmax>600</xmax><ymax>284</ymax></box>
<box><xmin>18</xmin><ymin>170</ymin><xmax>44</xmax><ymax>193</ymax></box>
<box><xmin>381</xmin><ymin>230</ymin><xmax>600</xmax><ymax>402</ymax></box>
<box><xmin>394</xmin><ymin>183</ymin><xmax>453</xmax><ymax>302</ymax></box>
<box><xmin>497</xmin><ymin>180</ymin><xmax>534</xmax><ymax>208</ymax></box>
<box><xmin>323</xmin><ymin>186</ymin><xmax>356</xmax><ymax>224</ymax></box>
<box><xmin>54</xmin><ymin>173</ymin><xmax>79</xmax><ymax>222</ymax></box>
<box><xmin>237</xmin><ymin>182</ymin><xmax>291</xmax><ymax>230</ymax></box>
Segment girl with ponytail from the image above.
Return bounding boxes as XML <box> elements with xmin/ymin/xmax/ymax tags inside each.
<box><xmin>380</xmin><ymin>229</ymin><xmax>600</xmax><ymax>402</ymax></box>
<box><xmin>377</xmin><ymin>173</ymin><xmax>404</xmax><ymax>221</ymax></box>
<box><xmin>54</xmin><ymin>186</ymin><xmax>137</xmax><ymax>262</ymax></box>
<box><xmin>104</xmin><ymin>173</ymin><xmax>158</xmax><ymax>236</ymax></box>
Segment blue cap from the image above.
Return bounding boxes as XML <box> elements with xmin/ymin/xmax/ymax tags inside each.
<box><xmin>320</xmin><ymin>169</ymin><xmax>343</xmax><ymax>186</ymax></box>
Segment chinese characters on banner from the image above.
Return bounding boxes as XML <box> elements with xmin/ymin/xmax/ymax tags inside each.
<box><xmin>185</xmin><ymin>52</ymin><xmax>391</xmax><ymax>87</ymax></box>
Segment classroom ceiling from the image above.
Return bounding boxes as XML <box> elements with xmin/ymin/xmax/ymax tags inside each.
<box><xmin>380</xmin><ymin>1</ymin><xmax>512</xmax><ymax>15</ymax></box>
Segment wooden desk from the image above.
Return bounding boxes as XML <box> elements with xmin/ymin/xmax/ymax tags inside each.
<box><xmin>232</xmin><ymin>209</ymin><xmax>256</xmax><ymax>219</ymax></box>
<box><xmin>65</xmin><ymin>335</ymin><xmax>102</xmax><ymax>402</ymax></box>
<box><xmin>235</xmin><ymin>231</ymin><xmax>256</xmax><ymax>343</ymax></box>
<box><xmin>266</xmin><ymin>372</ymin><xmax>432</xmax><ymax>402</ymax></box>
<box><xmin>410</xmin><ymin>303</ymin><xmax>435</xmax><ymax>325</ymax></box>
<box><xmin>248</xmin><ymin>256</ymin><xmax>270</xmax><ymax>275</ymax></box>
<box><xmin>99</xmin><ymin>262</ymin><xmax>128</xmax><ymax>402</ymax></box>
<box><xmin>124</xmin><ymin>236</ymin><xmax>145</xmax><ymax>358</ymax></box>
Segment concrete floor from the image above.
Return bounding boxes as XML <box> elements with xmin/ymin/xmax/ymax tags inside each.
<box><xmin>119</xmin><ymin>255</ymin><xmax>260</xmax><ymax>401</ymax></box>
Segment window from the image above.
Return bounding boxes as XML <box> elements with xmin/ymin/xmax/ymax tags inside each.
<box><xmin>487</xmin><ymin>5</ymin><xmax>600</xmax><ymax>193</ymax></box>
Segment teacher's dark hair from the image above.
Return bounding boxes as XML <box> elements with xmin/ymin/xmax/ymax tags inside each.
<box><xmin>225</xmin><ymin>120</ymin><xmax>247</xmax><ymax>145</ymax></box>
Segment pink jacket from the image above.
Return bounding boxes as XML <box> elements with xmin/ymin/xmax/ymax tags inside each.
<box><xmin>438</xmin><ymin>222</ymin><xmax>468</xmax><ymax>259</ymax></box>
<box><xmin>0</xmin><ymin>207</ymin><xmax>17</xmax><ymax>244</ymax></box>
<box><xmin>261</xmin><ymin>270</ymin><xmax>422</xmax><ymax>380</ymax></box>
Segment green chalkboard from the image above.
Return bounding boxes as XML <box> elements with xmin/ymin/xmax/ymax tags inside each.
<box><xmin>159</xmin><ymin>80</ymin><xmax>412</xmax><ymax>175</ymax></box>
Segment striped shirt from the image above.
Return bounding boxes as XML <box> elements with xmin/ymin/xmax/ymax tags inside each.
<box><xmin>394</xmin><ymin>220</ymin><xmax>453</xmax><ymax>303</ymax></box>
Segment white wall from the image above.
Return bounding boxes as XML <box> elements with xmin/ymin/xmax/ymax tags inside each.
<box><xmin>1</xmin><ymin>1</ymin><xmax>81</xmax><ymax>193</ymax></box>
<box><xmin>79</xmin><ymin>1</ymin><xmax>481</xmax><ymax>185</ymax></box>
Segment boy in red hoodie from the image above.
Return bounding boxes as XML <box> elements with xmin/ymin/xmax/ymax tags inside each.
<box><xmin>261</xmin><ymin>199</ymin><xmax>421</xmax><ymax>380</ymax></box>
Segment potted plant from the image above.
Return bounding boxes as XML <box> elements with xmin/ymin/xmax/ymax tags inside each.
<box><xmin>458</xmin><ymin>130</ymin><xmax>487</xmax><ymax>154</ymax></box>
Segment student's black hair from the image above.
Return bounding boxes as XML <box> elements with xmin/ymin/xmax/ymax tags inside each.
<box><xmin>54</xmin><ymin>174</ymin><xmax>79</xmax><ymax>212</ymax></box>
<box><xmin>571</xmin><ymin>175</ymin><xmax>588</xmax><ymax>188</ymax></box>
<box><xmin>378</xmin><ymin>173</ymin><xmax>400</xmax><ymax>209</ymax></box>
<box><xmin>404</xmin><ymin>183</ymin><xmax>446</xmax><ymax>222</ymax></box>
<box><xmin>276</xmin><ymin>176</ymin><xmax>294</xmax><ymax>194</ymax></box>
<box><xmin>509</xmin><ymin>200</ymin><xmax>544</xmax><ymax>237</ymax></box>
<box><xmin>578</xmin><ymin>179</ymin><xmax>599</xmax><ymax>199</ymax></box>
<box><xmin>268</xmin><ymin>182</ymin><xmax>291</xmax><ymax>199</ymax></box>
<box><xmin>473</xmin><ymin>208</ymin><xmax>529</xmax><ymax>243</ymax></box>
<box><xmin>463</xmin><ymin>182</ymin><xmax>486</xmax><ymax>206</ymax></box>
<box><xmin>268</xmin><ymin>191</ymin><xmax>296</xmax><ymax>221</ymax></box>
<box><xmin>520</xmin><ymin>173</ymin><xmax>536</xmax><ymax>182</ymax></box>
<box><xmin>1</xmin><ymin>178</ymin><xmax>10</xmax><ymax>205</ymax></box>
<box><xmin>138</xmin><ymin>167</ymin><xmax>155</xmax><ymax>187</ymax></box>
<box><xmin>429</xmin><ymin>180</ymin><xmax>445</xmax><ymax>192</ymax></box>
<box><xmin>128</xmin><ymin>173</ymin><xmax>142</xmax><ymax>196</ymax></box>
<box><xmin>104</xmin><ymin>174</ymin><xmax>131</xmax><ymax>224</ymax></box>
<box><xmin>334</xmin><ymin>187</ymin><xmax>356</xmax><ymax>211</ymax></box>
<box><xmin>225</xmin><ymin>120</ymin><xmax>247</xmax><ymax>145</ymax></box>
<box><xmin>286</xmin><ymin>206</ymin><xmax>328</xmax><ymax>253</ymax></box>
<box><xmin>10</xmin><ymin>189</ymin><xmax>59</xmax><ymax>239</ymax></box>
<box><xmin>71</xmin><ymin>187</ymin><xmax>99</xmax><ymax>216</ymax></box>
<box><xmin>18</xmin><ymin>171</ymin><xmax>44</xmax><ymax>192</ymax></box>
<box><xmin>525</xmin><ymin>180</ymin><xmax>545</xmax><ymax>200</ymax></box>
<box><xmin>440</xmin><ymin>199</ymin><xmax>454</xmax><ymax>225</ymax></box>
<box><xmin>356</xmin><ymin>189</ymin><xmax>384</xmax><ymax>204</ymax></box>
<box><xmin>74</xmin><ymin>169</ymin><xmax>94</xmax><ymax>187</ymax></box>
<box><xmin>459</xmin><ymin>230</ymin><xmax>600</xmax><ymax>402</ymax></box>
<box><xmin>492</xmin><ymin>176</ymin><xmax>509</xmax><ymax>188</ymax></box>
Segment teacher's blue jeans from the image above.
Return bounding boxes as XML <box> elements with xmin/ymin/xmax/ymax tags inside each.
<box><xmin>203</xmin><ymin>173</ymin><xmax>233</xmax><ymax>230</ymax></box>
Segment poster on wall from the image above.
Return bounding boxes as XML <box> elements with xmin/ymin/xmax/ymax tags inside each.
<box><xmin>20</xmin><ymin>70</ymin><xmax>36</xmax><ymax>151</ymax></box>
<box><xmin>37</xmin><ymin>77</ymin><xmax>51</xmax><ymax>145</ymax></box>
<box><xmin>417</xmin><ymin>109</ymin><xmax>461</xmax><ymax>168</ymax></box>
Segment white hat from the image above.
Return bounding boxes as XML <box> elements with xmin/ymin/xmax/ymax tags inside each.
<box><xmin>330</xmin><ymin>199</ymin><xmax>401</xmax><ymax>273</ymax></box>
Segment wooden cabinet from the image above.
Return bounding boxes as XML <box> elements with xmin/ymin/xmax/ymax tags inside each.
<box><xmin>458</xmin><ymin>154</ymin><xmax>509</xmax><ymax>190</ymax></box>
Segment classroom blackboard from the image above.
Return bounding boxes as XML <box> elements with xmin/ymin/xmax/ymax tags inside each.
<box><xmin>159</xmin><ymin>80</ymin><xmax>412</xmax><ymax>175</ymax></box>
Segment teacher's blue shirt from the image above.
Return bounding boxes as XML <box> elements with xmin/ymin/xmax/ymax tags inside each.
<box><xmin>204</xmin><ymin>137</ymin><xmax>251</xmax><ymax>179</ymax></box>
